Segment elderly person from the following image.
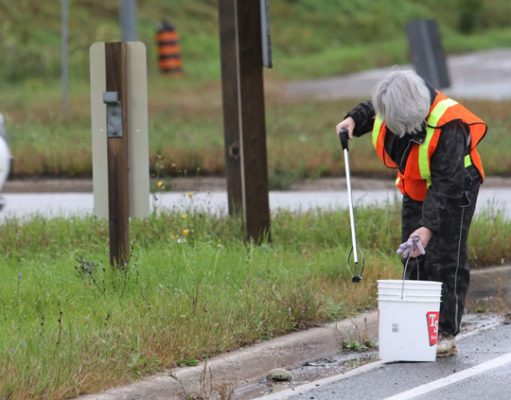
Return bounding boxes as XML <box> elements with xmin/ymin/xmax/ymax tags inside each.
<box><xmin>336</xmin><ymin>70</ymin><xmax>487</xmax><ymax>357</ymax></box>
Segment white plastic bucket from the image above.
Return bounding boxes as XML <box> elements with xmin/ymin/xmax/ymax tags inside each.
<box><xmin>378</xmin><ymin>279</ymin><xmax>442</xmax><ymax>362</ymax></box>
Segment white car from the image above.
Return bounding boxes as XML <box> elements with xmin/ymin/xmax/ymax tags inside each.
<box><xmin>0</xmin><ymin>113</ymin><xmax>12</xmax><ymax>210</ymax></box>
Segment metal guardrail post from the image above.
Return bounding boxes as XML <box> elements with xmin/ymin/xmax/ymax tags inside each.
<box><xmin>406</xmin><ymin>19</ymin><xmax>451</xmax><ymax>89</ymax></box>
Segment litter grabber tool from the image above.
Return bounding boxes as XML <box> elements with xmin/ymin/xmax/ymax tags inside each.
<box><xmin>338</xmin><ymin>127</ymin><xmax>364</xmax><ymax>283</ymax></box>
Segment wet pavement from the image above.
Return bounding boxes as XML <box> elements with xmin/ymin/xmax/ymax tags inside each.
<box><xmin>238</xmin><ymin>313</ymin><xmax>506</xmax><ymax>400</ymax></box>
<box><xmin>1</xmin><ymin>186</ymin><xmax>510</xmax><ymax>221</ymax></box>
<box><xmin>286</xmin><ymin>48</ymin><xmax>511</xmax><ymax>100</ymax></box>
<box><xmin>254</xmin><ymin>317</ymin><xmax>511</xmax><ymax>400</ymax></box>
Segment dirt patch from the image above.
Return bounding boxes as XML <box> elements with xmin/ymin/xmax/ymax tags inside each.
<box><xmin>3</xmin><ymin>178</ymin><xmax>94</xmax><ymax>193</ymax></box>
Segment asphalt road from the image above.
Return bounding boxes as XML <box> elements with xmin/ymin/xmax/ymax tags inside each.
<box><xmin>1</xmin><ymin>186</ymin><xmax>510</xmax><ymax>221</ymax></box>
<box><xmin>255</xmin><ymin>321</ymin><xmax>511</xmax><ymax>400</ymax></box>
<box><xmin>287</xmin><ymin>48</ymin><xmax>511</xmax><ymax>100</ymax></box>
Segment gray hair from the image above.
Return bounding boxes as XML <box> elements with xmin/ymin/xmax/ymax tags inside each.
<box><xmin>371</xmin><ymin>70</ymin><xmax>430</xmax><ymax>137</ymax></box>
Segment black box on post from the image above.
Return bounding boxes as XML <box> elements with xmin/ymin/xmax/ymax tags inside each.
<box><xmin>406</xmin><ymin>19</ymin><xmax>451</xmax><ymax>89</ymax></box>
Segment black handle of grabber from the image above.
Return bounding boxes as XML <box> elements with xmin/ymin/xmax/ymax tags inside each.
<box><xmin>339</xmin><ymin>127</ymin><xmax>349</xmax><ymax>151</ymax></box>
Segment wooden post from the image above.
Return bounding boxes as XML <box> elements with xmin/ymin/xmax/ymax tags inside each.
<box><xmin>105</xmin><ymin>42</ymin><xmax>130</xmax><ymax>266</ymax></box>
<box><xmin>218</xmin><ymin>0</ymin><xmax>242</xmax><ymax>215</ymax></box>
<box><xmin>235</xmin><ymin>0</ymin><xmax>271</xmax><ymax>242</ymax></box>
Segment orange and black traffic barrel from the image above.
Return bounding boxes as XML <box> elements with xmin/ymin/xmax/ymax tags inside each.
<box><xmin>156</xmin><ymin>20</ymin><xmax>183</xmax><ymax>75</ymax></box>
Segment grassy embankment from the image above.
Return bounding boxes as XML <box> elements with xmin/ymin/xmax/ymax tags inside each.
<box><xmin>0</xmin><ymin>205</ymin><xmax>510</xmax><ymax>399</ymax></box>
<box><xmin>1</xmin><ymin>0</ymin><xmax>511</xmax><ymax>184</ymax></box>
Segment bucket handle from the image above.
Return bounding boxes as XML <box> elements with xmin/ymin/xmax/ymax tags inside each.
<box><xmin>400</xmin><ymin>255</ymin><xmax>420</xmax><ymax>299</ymax></box>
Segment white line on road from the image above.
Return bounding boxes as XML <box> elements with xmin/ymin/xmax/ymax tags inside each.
<box><xmin>381</xmin><ymin>351</ymin><xmax>511</xmax><ymax>400</ymax></box>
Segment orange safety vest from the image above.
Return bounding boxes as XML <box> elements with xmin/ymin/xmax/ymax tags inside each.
<box><xmin>372</xmin><ymin>91</ymin><xmax>487</xmax><ymax>201</ymax></box>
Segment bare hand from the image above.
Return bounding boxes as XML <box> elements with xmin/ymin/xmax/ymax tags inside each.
<box><xmin>336</xmin><ymin>117</ymin><xmax>355</xmax><ymax>139</ymax></box>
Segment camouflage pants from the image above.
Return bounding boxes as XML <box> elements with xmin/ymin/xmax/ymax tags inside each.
<box><xmin>401</xmin><ymin>166</ymin><xmax>481</xmax><ymax>336</ymax></box>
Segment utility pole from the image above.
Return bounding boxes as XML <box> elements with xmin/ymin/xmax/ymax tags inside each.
<box><xmin>61</xmin><ymin>0</ymin><xmax>69</xmax><ymax>113</ymax></box>
<box><xmin>120</xmin><ymin>0</ymin><xmax>138</xmax><ymax>41</ymax></box>
<box><xmin>218</xmin><ymin>0</ymin><xmax>242</xmax><ymax>215</ymax></box>
<box><xmin>218</xmin><ymin>0</ymin><xmax>271</xmax><ymax>243</ymax></box>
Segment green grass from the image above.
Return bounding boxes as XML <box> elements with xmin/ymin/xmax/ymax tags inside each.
<box><xmin>2</xmin><ymin>0</ymin><xmax>511</xmax><ymax>83</ymax></box>
<box><xmin>0</xmin><ymin>206</ymin><xmax>510</xmax><ymax>399</ymax></box>
<box><xmin>3</xmin><ymin>87</ymin><xmax>510</xmax><ymax>183</ymax></box>
<box><xmin>1</xmin><ymin>1</ymin><xmax>511</xmax><ymax>181</ymax></box>
<box><xmin>469</xmin><ymin>208</ymin><xmax>511</xmax><ymax>267</ymax></box>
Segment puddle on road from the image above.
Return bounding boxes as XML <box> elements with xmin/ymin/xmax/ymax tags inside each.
<box><xmin>233</xmin><ymin>351</ymin><xmax>378</xmax><ymax>399</ymax></box>
<box><xmin>458</xmin><ymin>313</ymin><xmax>506</xmax><ymax>338</ymax></box>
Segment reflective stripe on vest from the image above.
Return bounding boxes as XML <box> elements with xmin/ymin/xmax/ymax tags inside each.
<box><xmin>419</xmin><ymin>98</ymin><xmax>458</xmax><ymax>187</ymax></box>
<box><xmin>464</xmin><ymin>154</ymin><xmax>472</xmax><ymax>168</ymax></box>
<box><xmin>372</xmin><ymin>115</ymin><xmax>383</xmax><ymax>148</ymax></box>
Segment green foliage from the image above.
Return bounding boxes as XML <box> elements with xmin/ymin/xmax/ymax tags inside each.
<box><xmin>0</xmin><ymin>208</ymin><xmax>388</xmax><ymax>398</ymax></box>
<box><xmin>1</xmin><ymin>0</ymin><xmax>511</xmax><ymax>83</ymax></box>
<box><xmin>2</xmin><ymin>93</ymin><xmax>511</xmax><ymax>181</ymax></box>
<box><xmin>458</xmin><ymin>0</ymin><xmax>483</xmax><ymax>34</ymax></box>
<box><xmin>0</xmin><ymin>206</ymin><xmax>509</xmax><ymax>398</ymax></box>
<box><xmin>469</xmin><ymin>209</ymin><xmax>511</xmax><ymax>267</ymax></box>
<box><xmin>342</xmin><ymin>339</ymin><xmax>376</xmax><ymax>352</ymax></box>
<box><xmin>177</xmin><ymin>358</ymin><xmax>200</xmax><ymax>367</ymax></box>
<box><xmin>0</xmin><ymin>1</ymin><xmax>510</xmax><ymax>183</ymax></box>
